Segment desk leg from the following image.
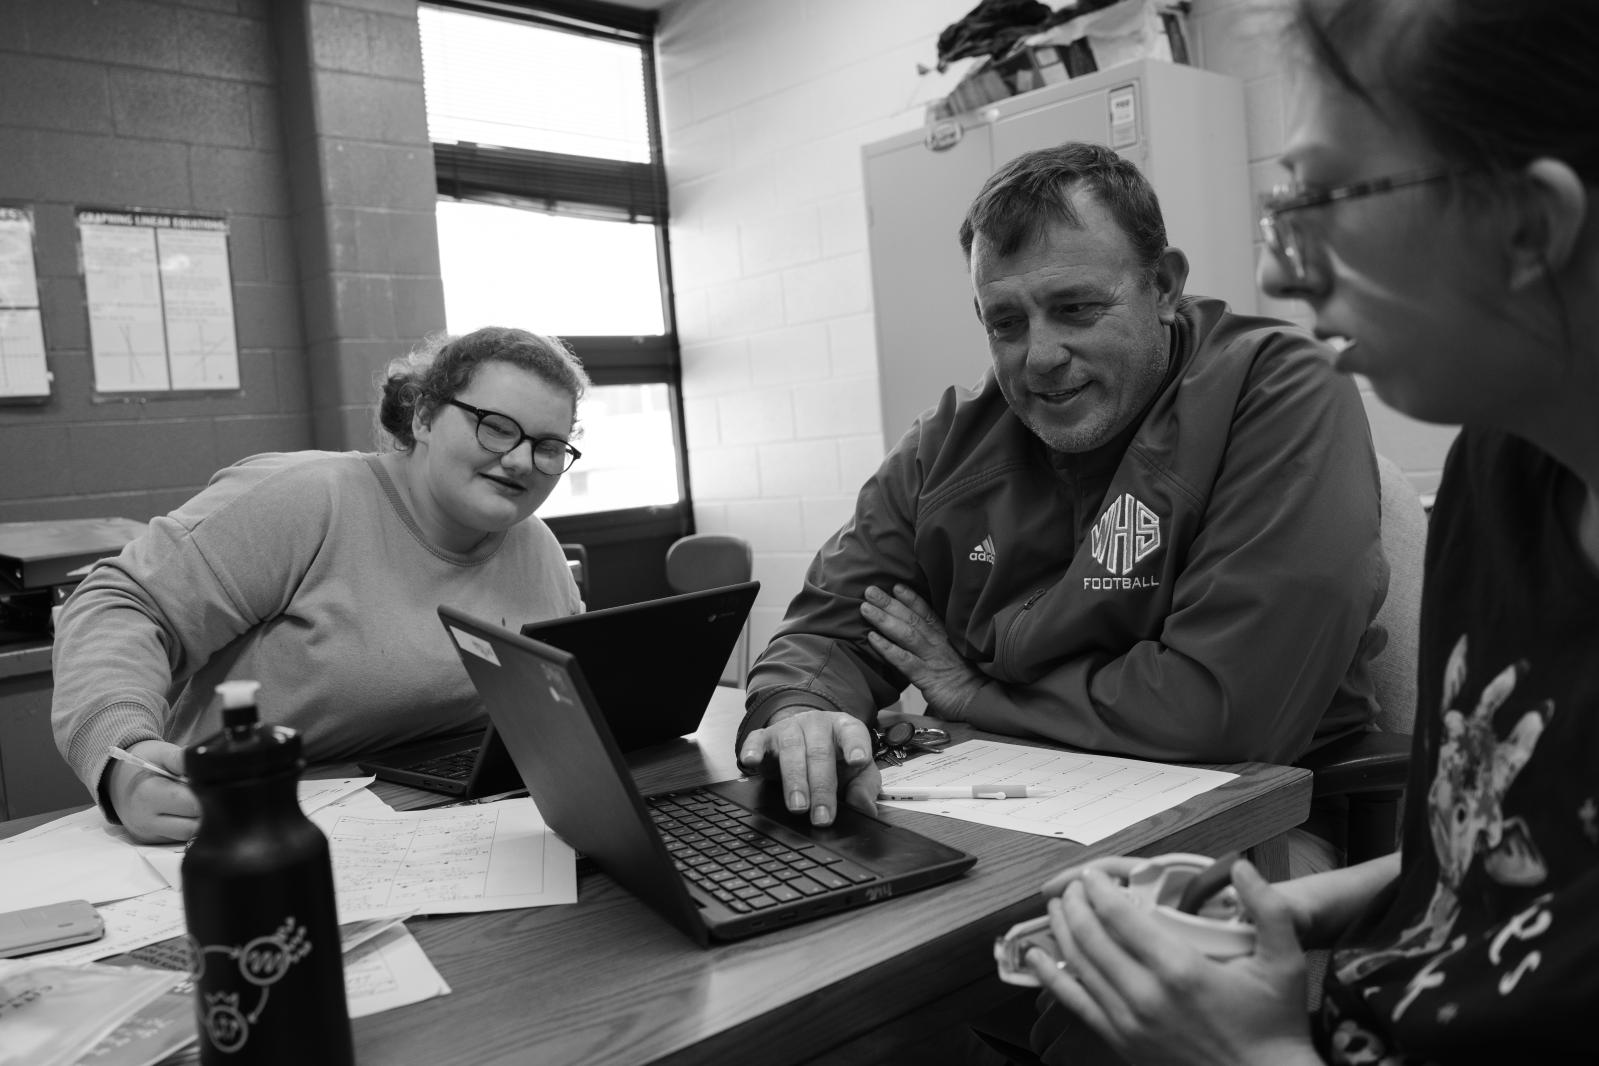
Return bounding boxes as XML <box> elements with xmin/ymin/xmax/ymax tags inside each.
<box><xmin>1245</xmin><ymin>833</ymin><xmax>1291</xmax><ymax>882</ymax></box>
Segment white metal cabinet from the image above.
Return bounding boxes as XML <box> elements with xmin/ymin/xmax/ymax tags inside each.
<box><xmin>863</xmin><ymin>59</ymin><xmax>1254</xmax><ymax>448</ymax></box>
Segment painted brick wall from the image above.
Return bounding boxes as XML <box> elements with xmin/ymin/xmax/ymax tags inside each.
<box><xmin>657</xmin><ymin>0</ymin><xmax>978</xmax><ymax>652</ymax></box>
<box><xmin>657</xmin><ymin>0</ymin><xmax>1455</xmax><ymax>657</ymax></box>
<box><xmin>0</xmin><ymin>0</ymin><xmax>442</xmax><ymax>525</ymax></box>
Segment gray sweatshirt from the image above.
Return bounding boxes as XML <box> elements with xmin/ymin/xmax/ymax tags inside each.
<box><xmin>51</xmin><ymin>450</ymin><xmax>580</xmax><ymax>805</ymax></box>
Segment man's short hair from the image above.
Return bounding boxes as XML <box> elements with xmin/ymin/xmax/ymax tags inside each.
<box><xmin>958</xmin><ymin>143</ymin><xmax>1168</xmax><ymax>274</ymax></box>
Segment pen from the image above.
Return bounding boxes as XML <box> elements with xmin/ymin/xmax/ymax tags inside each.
<box><xmin>108</xmin><ymin>745</ymin><xmax>189</xmax><ymax>785</ymax></box>
<box><xmin>878</xmin><ymin>784</ymin><xmax>1049</xmax><ymax>801</ymax></box>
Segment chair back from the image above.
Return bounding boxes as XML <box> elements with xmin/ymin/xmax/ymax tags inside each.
<box><xmin>665</xmin><ymin>534</ymin><xmax>754</xmax><ymax>685</ymax></box>
<box><xmin>1370</xmin><ymin>455</ymin><xmax>1428</xmax><ymax>734</ymax></box>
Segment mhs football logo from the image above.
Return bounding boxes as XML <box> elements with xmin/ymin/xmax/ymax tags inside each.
<box><xmin>1089</xmin><ymin>493</ymin><xmax>1160</xmax><ymax>576</ymax></box>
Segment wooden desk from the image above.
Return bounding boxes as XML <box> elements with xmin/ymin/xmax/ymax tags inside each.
<box><xmin>2</xmin><ymin>688</ymin><xmax>1310</xmax><ymax>1066</ymax></box>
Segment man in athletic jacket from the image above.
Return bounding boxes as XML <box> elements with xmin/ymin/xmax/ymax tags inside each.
<box><xmin>735</xmin><ymin>144</ymin><xmax>1385</xmax><ymax>872</ymax></box>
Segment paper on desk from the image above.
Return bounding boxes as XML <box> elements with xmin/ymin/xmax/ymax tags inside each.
<box><xmin>311</xmin><ymin>797</ymin><xmax>577</xmax><ymax>919</ymax></box>
<box><xmin>4</xmin><ymin>778</ymin><xmax>383</xmax><ymax>911</ymax></box>
<box><xmin>299</xmin><ymin>776</ymin><xmax>384</xmax><ymax>816</ymax></box>
<box><xmin>0</xmin><ymin>815</ymin><xmax>168</xmax><ymax>912</ymax></box>
<box><xmin>341</xmin><ymin>921</ymin><xmax>451</xmax><ymax>1017</ymax></box>
<box><xmin>878</xmin><ymin>739</ymin><xmax>1237</xmax><ymax>843</ymax></box>
<box><xmin>135</xmin><ymin>780</ymin><xmax>389</xmax><ymax>889</ymax></box>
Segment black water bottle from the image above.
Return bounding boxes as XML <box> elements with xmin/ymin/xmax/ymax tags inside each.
<box><xmin>181</xmin><ymin>680</ymin><xmax>354</xmax><ymax>1064</ymax></box>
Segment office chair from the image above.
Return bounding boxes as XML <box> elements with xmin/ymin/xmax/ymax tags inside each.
<box><xmin>1297</xmin><ymin>453</ymin><xmax>1427</xmax><ymax>864</ymax></box>
<box><xmin>1289</xmin><ymin>454</ymin><xmax>1428</xmax><ymax>1011</ymax></box>
<box><xmin>664</xmin><ymin>533</ymin><xmax>754</xmax><ymax>686</ymax></box>
<box><xmin>560</xmin><ymin>542</ymin><xmax>590</xmax><ymax>603</ymax></box>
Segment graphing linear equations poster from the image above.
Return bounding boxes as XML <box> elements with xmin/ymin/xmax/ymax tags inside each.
<box><xmin>78</xmin><ymin>209</ymin><xmax>240</xmax><ymax>393</ymax></box>
<box><xmin>0</xmin><ymin>205</ymin><xmax>50</xmax><ymax>400</ymax></box>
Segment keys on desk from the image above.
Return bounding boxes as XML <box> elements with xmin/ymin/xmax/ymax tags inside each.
<box><xmin>872</xmin><ymin>721</ymin><xmax>950</xmax><ymax>766</ymax></box>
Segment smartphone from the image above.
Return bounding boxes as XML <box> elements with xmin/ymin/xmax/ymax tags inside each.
<box><xmin>0</xmin><ymin>899</ymin><xmax>106</xmax><ymax>958</ymax></box>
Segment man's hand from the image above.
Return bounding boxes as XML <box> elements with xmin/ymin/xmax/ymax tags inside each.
<box><xmin>860</xmin><ymin>584</ymin><xmax>984</xmax><ymax>717</ymax></box>
<box><xmin>105</xmin><ymin>739</ymin><xmax>199</xmax><ymax>843</ymax></box>
<box><xmin>737</xmin><ymin>707</ymin><xmax>879</xmax><ymax>826</ymax></box>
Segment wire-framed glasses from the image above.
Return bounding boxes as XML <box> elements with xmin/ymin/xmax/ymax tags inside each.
<box><xmin>445</xmin><ymin>398</ymin><xmax>581</xmax><ymax>475</ymax></box>
<box><xmin>1258</xmin><ymin>166</ymin><xmax>1461</xmax><ymax>284</ymax></box>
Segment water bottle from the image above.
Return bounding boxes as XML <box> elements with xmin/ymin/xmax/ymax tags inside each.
<box><xmin>180</xmin><ymin>680</ymin><xmax>354</xmax><ymax>1064</ymax></box>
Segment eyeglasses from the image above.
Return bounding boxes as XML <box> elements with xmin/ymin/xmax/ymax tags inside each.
<box><xmin>445</xmin><ymin>399</ymin><xmax>581</xmax><ymax>475</ymax></box>
<box><xmin>1258</xmin><ymin>166</ymin><xmax>1461</xmax><ymax>285</ymax></box>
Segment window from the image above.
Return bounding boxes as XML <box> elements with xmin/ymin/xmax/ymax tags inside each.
<box><xmin>418</xmin><ymin>2</ymin><xmax>686</xmax><ymax>538</ymax></box>
<box><xmin>433</xmin><ymin>201</ymin><xmax>664</xmax><ymax>337</ymax></box>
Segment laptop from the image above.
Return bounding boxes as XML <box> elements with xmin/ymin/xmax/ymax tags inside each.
<box><xmin>437</xmin><ymin>604</ymin><xmax>978</xmax><ymax>945</ymax></box>
<box><xmin>358</xmin><ymin>582</ymin><xmax>760</xmax><ymax>797</ymax></box>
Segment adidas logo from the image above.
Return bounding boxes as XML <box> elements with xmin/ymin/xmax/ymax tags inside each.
<box><xmin>1089</xmin><ymin>493</ymin><xmax>1160</xmax><ymax>576</ymax></box>
<box><xmin>968</xmin><ymin>534</ymin><xmax>995</xmax><ymax>565</ymax></box>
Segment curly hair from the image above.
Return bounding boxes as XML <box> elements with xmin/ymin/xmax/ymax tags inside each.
<box><xmin>376</xmin><ymin>326</ymin><xmax>590</xmax><ymax>451</ymax></box>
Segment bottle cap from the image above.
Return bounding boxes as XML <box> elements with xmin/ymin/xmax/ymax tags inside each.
<box><xmin>215</xmin><ymin>679</ymin><xmax>263</xmax><ymax>731</ymax></box>
<box><xmin>185</xmin><ymin>680</ymin><xmax>303</xmax><ymax>785</ymax></box>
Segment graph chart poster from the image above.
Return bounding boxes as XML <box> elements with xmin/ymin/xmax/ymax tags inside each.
<box><xmin>0</xmin><ymin>206</ymin><xmax>50</xmax><ymax>400</ymax></box>
<box><xmin>78</xmin><ymin>210</ymin><xmax>239</xmax><ymax>393</ymax></box>
<box><xmin>157</xmin><ymin>227</ymin><xmax>240</xmax><ymax>389</ymax></box>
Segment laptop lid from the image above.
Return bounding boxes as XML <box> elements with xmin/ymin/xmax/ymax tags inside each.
<box><xmin>438</xmin><ymin>605</ymin><xmax>976</xmax><ymax>945</ymax></box>
<box><xmin>358</xmin><ymin>582</ymin><xmax>760</xmax><ymax>797</ymax></box>
<box><xmin>521</xmin><ymin>580</ymin><xmax>759</xmax><ymax>751</ymax></box>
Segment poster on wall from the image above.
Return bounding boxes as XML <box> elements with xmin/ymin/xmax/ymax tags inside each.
<box><xmin>77</xmin><ymin>209</ymin><xmax>240</xmax><ymax>393</ymax></box>
<box><xmin>0</xmin><ymin>205</ymin><xmax>51</xmax><ymax>400</ymax></box>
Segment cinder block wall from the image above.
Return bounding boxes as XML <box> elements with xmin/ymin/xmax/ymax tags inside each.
<box><xmin>657</xmin><ymin>0</ymin><xmax>1455</xmax><ymax>653</ymax></box>
<box><xmin>0</xmin><ymin>0</ymin><xmax>443</xmax><ymax>525</ymax></box>
<box><xmin>657</xmin><ymin>0</ymin><xmax>977</xmax><ymax>653</ymax></box>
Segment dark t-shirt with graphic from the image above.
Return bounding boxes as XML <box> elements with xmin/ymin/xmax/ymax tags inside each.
<box><xmin>1314</xmin><ymin>429</ymin><xmax>1599</xmax><ymax>1064</ymax></box>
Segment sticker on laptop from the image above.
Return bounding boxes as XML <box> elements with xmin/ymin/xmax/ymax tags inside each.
<box><xmin>539</xmin><ymin>663</ymin><xmax>576</xmax><ymax>705</ymax></box>
<box><xmin>448</xmin><ymin>626</ymin><xmax>500</xmax><ymax>666</ymax></box>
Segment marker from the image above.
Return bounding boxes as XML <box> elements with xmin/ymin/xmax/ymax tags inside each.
<box><xmin>108</xmin><ymin>745</ymin><xmax>189</xmax><ymax>785</ymax></box>
<box><xmin>878</xmin><ymin>784</ymin><xmax>1049</xmax><ymax>801</ymax></box>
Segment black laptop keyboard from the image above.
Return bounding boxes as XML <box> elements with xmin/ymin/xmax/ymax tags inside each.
<box><xmin>647</xmin><ymin>790</ymin><xmax>878</xmax><ymax>914</ymax></box>
<box><xmin>404</xmin><ymin>750</ymin><xmax>478</xmax><ymax>781</ymax></box>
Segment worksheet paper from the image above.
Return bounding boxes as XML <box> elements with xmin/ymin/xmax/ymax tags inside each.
<box><xmin>309</xmin><ymin>797</ymin><xmax>577</xmax><ymax>919</ymax></box>
<box><xmin>0</xmin><ymin>778</ymin><xmax>381</xmax><ymax>910</ymax></box>
<box><xmin>878</xmin><ymin>740</ymin><xmax>1237</xmax><ymax>843</ymax></box>
<box><xmin>136</xmin><ymin>781</ymin><xmax>389</xmax><ymax>888</ymax></box>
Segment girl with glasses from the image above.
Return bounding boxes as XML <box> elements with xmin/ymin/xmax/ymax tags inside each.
<box><xmin>52</xmin><ymin>326</ymin><xmax>589</xmax><ymax>843</ymax></box>
<box><xmin>1022</xmin><ymin>2</ymin><xmax>1599</xmax><ymax>1063</ymax></box>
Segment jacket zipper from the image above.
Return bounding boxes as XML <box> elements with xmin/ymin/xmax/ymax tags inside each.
<box><xmin>998</xmin><ymin>589</ymin><xmax>1049</xmax><ymax>676</ymax></box>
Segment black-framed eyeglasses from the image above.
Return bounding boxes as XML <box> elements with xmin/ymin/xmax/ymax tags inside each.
<box><xmin>1258</xmin><ymin>166</ymin><xmax>1462</xmax><ymax>285</ymax></box>
<box><xmin>445</xmin><ymin>398</ymin><xmax>581</xmax><ymax>475</ymax></box>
